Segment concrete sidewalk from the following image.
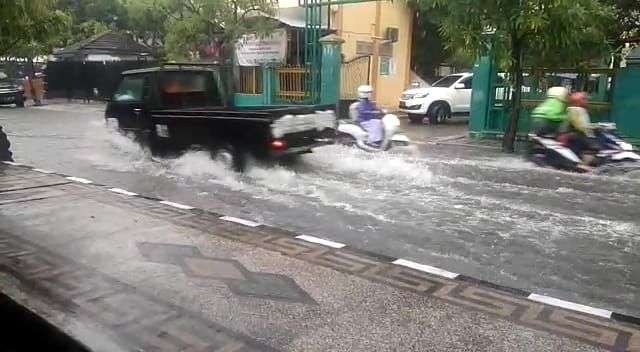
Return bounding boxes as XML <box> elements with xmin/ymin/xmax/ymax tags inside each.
<box><xmin>0</xmin><ymin>163</ymin><xmax>638</xmax><ymax>351</ymax></box>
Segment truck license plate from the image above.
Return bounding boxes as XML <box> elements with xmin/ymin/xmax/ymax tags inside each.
<box><xmin>155</xmin><ymin>124</ymin><xmax>170</xmax><ymax>138</ymax></box>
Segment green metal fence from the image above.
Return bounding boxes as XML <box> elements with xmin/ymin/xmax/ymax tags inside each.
<box><xmin>610</xmin><ymin>66</ymin><xmax>640</xmax><ymax>145</ymax></box>
<box><xmin>470</xmin><ymin>56</ymin><xmax>615</xmax><ymax>140</ymax></box>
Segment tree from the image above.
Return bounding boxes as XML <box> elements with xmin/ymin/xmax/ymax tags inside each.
<box><xmin>604</xmin><ymin>0</ymin><xmax>640</xmax><ymax>66</ymax></box>
<box><xmin>409</xmin><ymin>4</ymin><xmax>474</xmax><ymax>82</ymax></box>
<box><xmin>0</xmin><ymin>0</ymin><xmax>70</xmax><ymax>57</ymax></box>
<box><xmin>122</xmin><ymin>0</ymin><xmax>168</xmax><ymax>51</ymax></box>
<box><xmin>55</xmin><ymin>0</ymin><xmax>129</xmax><ymax>45</ymax></box>
<box><xmin>417</xmin><ymin>0</ymin><xmax>615</xmax><ymax>152</ymax></box>
<box><xmin>160</xmin><ymin>0</ymin><xmax>277</xmax><ymax>60</ymax></box>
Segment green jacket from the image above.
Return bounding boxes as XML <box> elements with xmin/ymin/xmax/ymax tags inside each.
<box><xmin>531</xmin><ymin>98</ymin><xmax>567</xmax><ymax>122</ymax></box>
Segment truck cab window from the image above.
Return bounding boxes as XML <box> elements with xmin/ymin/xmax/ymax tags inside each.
<box><xmin>113</xmin><ymin>76</ymin><xmax>145</xmax><ymax>102</ymax></box>
<box><xmin>160</xmin><ymin>71</ymin><xmax>220</xmax><ymax>108</ymax></box>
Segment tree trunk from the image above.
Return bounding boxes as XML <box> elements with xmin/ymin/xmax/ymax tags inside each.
<box><xmin>502</xmin><ymin>39</ymin><xmax>524</xmax><ymax>153</ymax></box>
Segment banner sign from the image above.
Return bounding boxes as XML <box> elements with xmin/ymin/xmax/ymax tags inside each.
<box><xmin>236</xmin><ymin>29</ymin><xmax>287</xmax><ymax>66</ymax></box>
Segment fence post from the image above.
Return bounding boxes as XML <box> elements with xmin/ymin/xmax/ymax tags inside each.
<box><xmin>262</xmin><ymin>65</ymin><xmax>276</xmax><ymax>105</ymax></box>
<box><xmin>611</xmin><ymin>66</ymin><xmax>640</xmax><ymax>144</ymax></box>
<box><xmin>469</xmin><ymin>55</ymin><xmax>496</xmax><ymax>137</ymax></box>
<box><xmin>319</xmin><ymin>34</ymin><xmax>345</xmax><ymax>106</ymax></box>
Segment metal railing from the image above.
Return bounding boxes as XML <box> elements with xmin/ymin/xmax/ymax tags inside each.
<box><xmin>340</xmin><ymin>55</ymin><xmax>371</xmax><ymax>100</ymax></box>
<box><xmin>276</xmin><ymin>66</ymin><xmax>307</xmax><ymax>102</ymax></box>
<box><xmin>238</xmin><ymin>66</ymin><xmax>262</xmax><ymax>95</ymax></box>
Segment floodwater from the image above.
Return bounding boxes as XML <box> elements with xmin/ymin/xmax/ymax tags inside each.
<box><xmin>2</xmin><ymin>102</ymin><xmax>639</xmax><ymax>316</ymax></box>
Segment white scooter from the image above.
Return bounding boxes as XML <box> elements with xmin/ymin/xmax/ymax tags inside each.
<box><xmin>336</xmin><ymin>102</ymin><xmax>411</xmax><ymax>152</ymax></box>
<box><xmin>528</xmin><ymin>123</ymin><xmax>640</xmax><ymax>175</ymax></box>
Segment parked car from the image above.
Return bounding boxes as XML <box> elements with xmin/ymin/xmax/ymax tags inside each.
<box><xmin>398</xmin><ymin>73</ymin><xmax>473</xmax><ymax>124</ymax></box>
<box><xmin>0</xmin><ymin>71</ymin><xmax>25</xmax><ymax>108</ymax></box>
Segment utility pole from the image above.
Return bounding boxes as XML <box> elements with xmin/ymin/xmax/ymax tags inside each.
<box><xmin>370</xmin><ymin>0</ymin><xmax>382</xmax><ymax>95</ymax></box>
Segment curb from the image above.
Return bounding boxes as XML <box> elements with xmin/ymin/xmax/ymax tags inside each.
<box><xmin>3</xmin><ymin>160</ymin><xmax>639</xmax><ymax>328</ymax></box>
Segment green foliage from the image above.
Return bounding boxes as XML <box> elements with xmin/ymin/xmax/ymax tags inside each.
<box><xmin>416</xmin><ymin>0</ymin><xmax>616</xmax><ymax>151</ymax></box>
<box><xmin>122</xmin><ymin>0</ymin><xmax>168</xmax><ymax>49</ymax></box>
<box><xmin>0</xmin><ymin>0</ymin><xmax>70</xmax><ymax>57</ymax></box>
<box><xmin>601</xmin><ymin>0</ymin><xmax>640</xmax><ymax>63</ymax></box>
<box><xmin>608</xmin><ymin>0</ymin><xmax>640</xmax><ymax>40</ymax></box>
<box><xmin>57</xmin><ymin>0</ymin><xmax>128</xmax><ymax>30</ymax></box>
<box><xmin>55</xmin><ymin>0</ymin><xmax>128</xmax><ymax>44</ymax></box>
<box><xmin>417</xmin><ymin>0</ymin><xmax>616</xmax><ymax>71</ymax></box>
<box><xmin>161</xmin><ymin>0</ymin><xmax>278</xmax><ymax>60</ymax></box>
<box><xmin>409</xmin><ymin>3</ymin><xmax>475</xmax><ymax>81</ymax></box>
<box><xmin>72</xmin><ymin>20</ymin><xmax>110</xmax><ymax>42</ymax></box>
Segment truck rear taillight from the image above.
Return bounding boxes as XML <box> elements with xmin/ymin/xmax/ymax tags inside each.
<box><xmin>270</xmin><ymin>139</ymin><xmax>287</xmax><ymax>151</ymax></box>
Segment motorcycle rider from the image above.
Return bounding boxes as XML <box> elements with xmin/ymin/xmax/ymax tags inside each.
<box><xmin>531</xmin><ymin>86</ymin><xmax>570</xmax><ymax>136</ymax></box>
<box><xmin>566</xmin><ymin>92</ymin><xmax>599</xmax><ymax>164</ymax></box>
<box><xmin>355</xmin><ymin>85</ymin><xmax>384</xmax><ymax>147</ymax></box>
<box><xmin>531</xmin><ymin>87</ymin><xmax>593</xmax><ymax>171</ymax></box>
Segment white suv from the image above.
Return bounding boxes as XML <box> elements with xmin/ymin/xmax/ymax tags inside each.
<box><xmin>399</xmin><ymin>73</ymin><xmax>473</xmax><ymax>124</ymax></box>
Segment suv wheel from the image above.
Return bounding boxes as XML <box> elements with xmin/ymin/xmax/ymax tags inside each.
<box><xmin>428</xmin><ymin>102</ymin><xmax>451</xmax><ymax>124</ymax></box>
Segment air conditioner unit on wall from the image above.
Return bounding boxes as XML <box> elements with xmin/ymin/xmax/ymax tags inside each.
<box><xmin>385</xmin><ymin>27</ymin><xmax>399</xmax><ymax>43</ymax></box>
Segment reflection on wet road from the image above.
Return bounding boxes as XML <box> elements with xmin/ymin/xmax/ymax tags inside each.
<box><xmin>2</xmin><ymin>103</ymin><xmax>639</xmax><ymax>316</ymax></box>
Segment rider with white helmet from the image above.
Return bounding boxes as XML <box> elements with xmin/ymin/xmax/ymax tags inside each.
<box><xmin>531</xmin><ymin>86</ymin><xmax>570</xmax><ymax>136</ymax></box>
<box><xmin>355</xmin><ymin>85</ymin><xmax>383</xmax><ymax>146</ymax></box>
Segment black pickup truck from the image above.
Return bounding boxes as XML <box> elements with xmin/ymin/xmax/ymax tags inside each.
<box><xmin>105</xmin><ymin>64</ymin><xmax>336</xmax><ymax>170</ymax></box>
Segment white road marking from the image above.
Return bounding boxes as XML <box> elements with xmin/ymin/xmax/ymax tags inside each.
<box><xmin>392</xmin><ymin>259</ymin><xmax>459</xmax><ymax>279</ymax></box>
<box><xmin>2</xmin><ymin>161</ymin><xmax>23</xmax><ymax>166</ymax></box>
<box><xmin>220</xmin><ymin>216</ymin><xmax>261</xmax><ymax>227</ymax></box>
<box><xmin>159</xmin><ymin>200</ymin><xmax>194</xmax><ymax>210</ymax></box>
<box><xmin>295</xmin><ymin>235</ymin><xmax>346</xmax><ymax>249</ymax></box>
<box><xmin>108</xmin><ymin>188</ymin><xmax>138</xmax><ymax>196</ymax></box>
<box><xmin>66</xmin><ymin>176</ymin><xmax>93</xmax><ymax>184</ymax></box>
<box><xmin>527</xmin><ymin>294</ymin><xmax>612</xmax><ymax>319</ymax></box>
<box><xmin>32</xmin><ymin>168</ymin><xmax>54</xmax><ymax>174</ymax></box>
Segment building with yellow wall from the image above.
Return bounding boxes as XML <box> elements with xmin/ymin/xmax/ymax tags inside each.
<box><xmin>278</xmin><ymin>0</ymin><xmax>414</xmax><ymax>109</ymax></box>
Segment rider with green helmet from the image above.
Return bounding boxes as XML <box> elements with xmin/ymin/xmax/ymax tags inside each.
<box><xmin>531</xmin><ymin>86</ymin><xmax>570</xmax><ymax>136</ymax></box>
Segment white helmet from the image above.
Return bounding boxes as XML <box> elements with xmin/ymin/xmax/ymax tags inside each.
<box><xmin>357</xmin><ymin>85</ymin><xmax>373</xmax><ymax>99</ymax></box>
<box><xmin>547</xmin><ymin>86</ymin><xmax>569</xmax><ymax>102</ymax></box>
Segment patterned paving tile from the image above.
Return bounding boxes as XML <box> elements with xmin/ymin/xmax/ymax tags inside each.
<box><xmin>137</xmin><ymin>242</ymin><xmax>317</xmax><ymax>305</ymax></box>
<box><xmin>0</xmin><ymin>232</ymin><xmax>278</xmax><ymax>352</ymax></box>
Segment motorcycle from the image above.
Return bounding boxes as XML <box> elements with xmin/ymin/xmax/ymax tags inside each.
<box><xmin>528</xmin><ymin>123</ymin><xmax>640</xmax><ymax>175</ymax></box>
<box><xmin>336</xmin><ymin>103</ymin><xmax>411</xmax><ymax>152</ymax></box>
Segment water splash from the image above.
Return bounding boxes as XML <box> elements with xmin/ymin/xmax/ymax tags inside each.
<box><xmin>79</xmin><ymin>121</ymin><xmax>159</xmax><ymax>174</ymax></box>
<box><xmin>305</xmin><ymin>145</ymin><xmax>434</xmax><ymax>186</ymax></box>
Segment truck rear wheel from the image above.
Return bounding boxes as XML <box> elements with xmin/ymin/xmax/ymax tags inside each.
<box><xmin>211</xmin><ymin>144</ymin><xmax>245</xmax><ymax>172</ymax></box>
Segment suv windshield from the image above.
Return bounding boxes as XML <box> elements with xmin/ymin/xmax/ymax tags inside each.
<box><xmin>432</xmin><ymin>75</ymin><xmax>463</xmax><ymax>88</ymax></box>
<box><xmin>113</xmin><ymin>75</ymin><xmax>145</xmax><ymax>102</ymax></box>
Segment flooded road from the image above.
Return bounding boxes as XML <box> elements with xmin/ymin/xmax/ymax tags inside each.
<box><xmin>2</xmin><ymin>102</ymin><xmax>639</xmax><ymax>316</ymax></box>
